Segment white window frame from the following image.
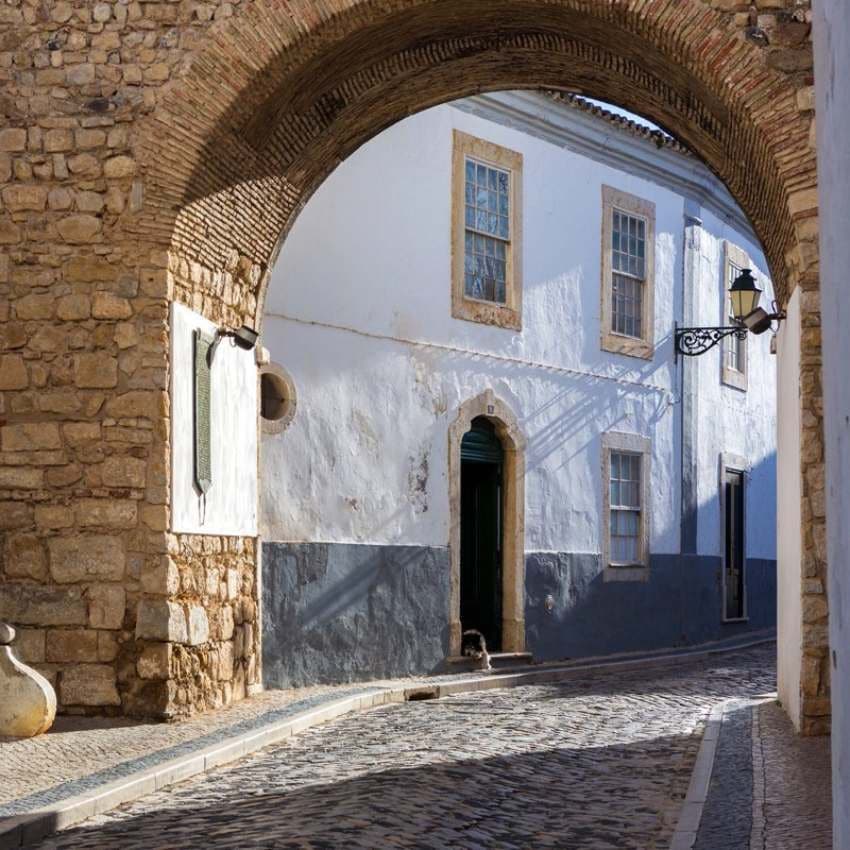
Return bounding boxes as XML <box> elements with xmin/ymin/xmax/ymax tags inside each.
<box><xmin>602</xmin><ymin>431</ymin><xmax>651</xmax><ymax>582</ymax></box>
<box><xmin>722</xmin><ymin>242</ymin><xmax>749</xmax><ymax>391</ymax></box>
<box><xmin>600</xmin><ymin>186</ymin><xmax>655</xmax><ymax>360</ymax></box>
<box><xmin>452</xmin><ymin>130</ymin><xmax>522</xmax><ymax>330</ymax></box>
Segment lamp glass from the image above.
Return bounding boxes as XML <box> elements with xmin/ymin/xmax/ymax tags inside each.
<box><xmin>729</xmin><ymin>268</ymin><xmax>762</xmax><ymax>320</ymax></box>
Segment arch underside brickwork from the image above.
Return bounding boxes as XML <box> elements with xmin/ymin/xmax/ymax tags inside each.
<box><xmin>141</xmin><ymin>0</ymin><xmax>817</xmax><ymax>321</ymax></box>
<box><xmin>0</xmin><ymin>0</ymin><xmax>826</xmax><ymax>730</ymax></box>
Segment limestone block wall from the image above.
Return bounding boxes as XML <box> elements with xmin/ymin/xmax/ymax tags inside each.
<box><xmin>0</xmin><ymin>0</ymin><xmax>827</xmax><ymax>723</ymax></box>
<box><xmin>133</xmin><ymin>534</ymin><xmax>259</xmax><ymax>715</ymax></box>
<box><xmin>798</xmin><ymin>281</ymin><xmax>829</xmax><ymax>735</ymax></box>
<box><xmin>0</xmin><ymin>0</ymin><xmax>263</xmax><ymax>717</ymax></box>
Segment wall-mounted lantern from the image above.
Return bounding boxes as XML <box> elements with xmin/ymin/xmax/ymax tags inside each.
<box><xmin>207</xmin><ymin>325</ymin><xmax>259</xmax><ymax>365</ymax></box>
<box><xmin>674</xmin><ymin>268</ymin><xmax>786</xmax><ymax>360</ymax></box>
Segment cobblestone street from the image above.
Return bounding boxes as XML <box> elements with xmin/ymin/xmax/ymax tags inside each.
<box><xmin>29</xmin><ymin>646</ymin><xmax>790</xmax><ymax>850</ymax></box>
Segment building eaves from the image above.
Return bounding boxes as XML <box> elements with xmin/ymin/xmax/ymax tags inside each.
<box><xmin>541</xmin><ymin>91</ymin><xmax>693</xmax><ymax>157</ymax></box>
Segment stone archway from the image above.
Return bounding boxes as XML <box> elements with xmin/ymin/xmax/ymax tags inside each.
<box><xmin>0</xmin><ymin>1</ymin><xmax>825</xmax><ymax>731</ymax></box>
<box><xmin>449</xmin><ymin>391</ymin><xmax>526</xmax><ymax>657</ymax></box>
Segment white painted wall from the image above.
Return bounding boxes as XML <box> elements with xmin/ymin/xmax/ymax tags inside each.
<box><xmin>776</xmin><ymin>288</ymin><xmax>802</xmax><ymax>729</ymax></box>
<box><xmin>693</xmin><ymin>207</ymin><xmax>777</xmax><ymax>562</ymax></box>
<box><xmin>814</xmin><ymin>3</ymin><xmax>850</xmax><ymax>844</ymax></box>
<box><xmin>171</xmin><ymin>303</ymin><xmax>258</xmax><ymax>536</ymax></box>
<box><xmin>260</xmin><ymin>93</ymin><xmax>776</xmax><ymax>570</ymax></box>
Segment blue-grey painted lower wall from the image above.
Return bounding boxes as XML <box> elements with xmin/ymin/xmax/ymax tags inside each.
<box><xmin>261</xmin><ymin>541</ymin><xmax>776</xmax><ymax>689</ymax></box>
<box><xmin>525</xmin><ymin>552</ymin><xmax>777</xmax><ymax>662</ymax></box>
<box><xmin>262</xmin><ymin>542</ymin><xmax>451</xmax><ymax>689</ymax></box>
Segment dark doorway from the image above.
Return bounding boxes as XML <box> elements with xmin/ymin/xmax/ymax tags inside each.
<box><xmin>460</xmin><ymin>417</ymin><xmax>503</xmax><ymax>650</ymax></box>
<box><xmin>724</xmin><ymin>469</ymin><xmax>746</xmax><ymax>620</ymax></box>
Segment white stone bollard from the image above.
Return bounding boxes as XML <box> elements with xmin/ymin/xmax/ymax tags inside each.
<box><xmin>0</xmin><ymin>622</ymin><xmax>56</xmax><ymax>737</ymax></box>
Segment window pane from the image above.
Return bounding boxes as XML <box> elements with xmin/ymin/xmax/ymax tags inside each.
<box><xmin>464</xmin><ymin>232</ymin><xmax>508</xmax><ymax>305</ymax></box>
<box><xmin>465</xmin><ymin>157</ymin><xmax>510</xmax><ymax>239</ymax></box>
<box><xmin>610</xmin><ymin>451</ymin><xmax>641</xmax><ymax>509</ymax></box>
<box><xmin>610</xmin><ymin>508</ymin><xmax>640</xmax><ymax>563</ymax></box>
<box><xmin>612</xmin><ymin>273</ymin><xmax>643</xmax><ymax>338</ymax></box>
<box><xmin>612</xmin><ymin>208</ymin><xmax>646</xmax><ymax>284</ymax></box>
<box><xmin>464</xmin><ymin>155</ymin><xmax>511</xmax><ymax>305</ymax></box>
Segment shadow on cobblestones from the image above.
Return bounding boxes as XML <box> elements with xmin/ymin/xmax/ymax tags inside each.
<box><xmin>32</xmin><ymin>734</ymin><xmax>698</xmax><ymax>849</ymax></box>
<box><xmin>31</xmin><ymin>647</ymin><xmax>779</xmax><ymax>850</ymax></box>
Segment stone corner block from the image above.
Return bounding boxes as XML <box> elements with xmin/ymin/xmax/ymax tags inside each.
<box><xmin>135</xmin><ymin>599</ymin><xmax>188</xmax><ymax>643</ymax></box>
<box><xmin>0</xmin><ymin>623</ymin><xmax>56</xmax><ymax>737</ymax></box>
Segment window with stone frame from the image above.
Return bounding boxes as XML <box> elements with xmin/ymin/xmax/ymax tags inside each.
<box><xmin>600</xmin><ymin>187</ymin><xmax>655</xmax><ymax>359</ymax></box>
<box><xmin>611</xmin><ymin>208</ymin><xmax>647</xmax><ymax>338</ymax></box>
<box><xmin>609</xmin><ymin>451</ymin><xmax>642</xmax><ymax>564</ymax></box>
<box><xmin>464</xmin><ymin>158</ymin><xmax>510</xmax><ymax>304</ymax></box>
<box><xmin>722</xmin><ymin>242</ymin><xmax>749</xmax><ymax>391</ymax></box>
<box><xmin>452</xmin><ymin>131</ymin><xmax>522</xmax><ymax>330</ymax></box>
<box><xmin>602</xmin><ymin>431</ymin><xmax>651</xmax><ymax>579</ymax></box>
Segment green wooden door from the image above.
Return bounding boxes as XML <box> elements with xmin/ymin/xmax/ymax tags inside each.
<box><xmin>460</xmin><ymin>417</ymin><xmax>503</xmax><ymax>650</ymax></box>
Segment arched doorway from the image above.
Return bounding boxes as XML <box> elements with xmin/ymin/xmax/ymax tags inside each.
<box><xmin>460</xmin><ymin>417</ymin><xmax>506</xmax><ymax>651</ymax></box>
<box><xmin>449</xmin><ymin>392</ymin><xmax>526</xmax><ymax>657</ymax></box>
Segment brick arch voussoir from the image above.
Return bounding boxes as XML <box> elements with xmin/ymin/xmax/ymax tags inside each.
<box><xmin>135</xmin><ymin>0</ymin><xmax>816</xmax><ymax>326</ymax></box>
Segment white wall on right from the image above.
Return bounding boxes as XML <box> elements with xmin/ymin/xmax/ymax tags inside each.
<box><xmin>814</xmin><ymin>2</ymin><xmax>850</xmax><ymax>845</ymax></box>
<box><xmin>776</xmin><ymin>287</ymin><xmax>802</xmax><ymax>731</ymax></box>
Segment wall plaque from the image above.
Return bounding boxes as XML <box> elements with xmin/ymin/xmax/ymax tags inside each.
<box><xmin>193</xmin><ymin>329</ymin><xmax>213</xmax><ymax>494</ymax></box>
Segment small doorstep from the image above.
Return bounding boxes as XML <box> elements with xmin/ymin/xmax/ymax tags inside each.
<box><xmin>488</xmin><ymin>652</ymin><xmax>534</xmax><ymax>670</ymax></box>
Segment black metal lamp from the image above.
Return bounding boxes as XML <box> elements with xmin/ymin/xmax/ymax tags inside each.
<box><xmin>207</xmin><ymin>325</ymin><xmax>259</xmax><ymax>364</ymax></box>
<box><xmin>729</xmin><ymin>268</ymin><xmax>762</xmax><ymax>321</ymax></box>
<box><xmin>732</xmin><ymin>269</ymin><xmax>786</xmax><ymax>335</ymax></box>
<box><xmin>674</xmin><ymin>268</ymin><xmax>784</xmax><ymax>359</ymax></box>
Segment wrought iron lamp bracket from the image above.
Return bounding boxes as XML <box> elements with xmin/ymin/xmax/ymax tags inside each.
<box><xmin>674</xmin><ymin>323</ymin><xmax>748</xmax><ymax>361</ymax></box>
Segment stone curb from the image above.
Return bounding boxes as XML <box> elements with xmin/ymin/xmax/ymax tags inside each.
<box><xmin>668</xmin><ymin>691</ymin><xmax>777</xmax><ymax>850</ymax></box>
<box><xmin>0</xmin><ymin>636</ymin><xmax>775</xmax><ymax>849</ymax></box>
<box><xmin>668</xmin><ymin>699</ymin><xmax>731</xmax><ymax>850</ymax></box>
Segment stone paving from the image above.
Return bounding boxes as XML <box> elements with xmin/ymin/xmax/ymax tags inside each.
<box><xmin>694</xmin><ymin>700</ymin><xmax>756</xmax><ymax>850</ymax></box>
<box><xmin>30</xmin><ymin>646</ymin><xmax>780</xmax><ymax>850</ymax></box>
<box><xmin>0</xmin><ymin>681</ymin><xmax>346</xmax><ymax>817</ymax></box>
<box><xmin>694</xmin><ymin>694</ymin><xmax>832</xmax><ymax>850</ymax></box>
<box><xmin>0</xmin><ymin>640</ymin><xmax>762</xmax><ymax>819</ymax></box>
<box><xmin>755</xmin><ymin>700</ymin><xmax>832</xmax><ymax>848</ymax></box>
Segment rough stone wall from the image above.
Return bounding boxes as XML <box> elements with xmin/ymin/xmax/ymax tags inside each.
<box><xmin>0</xmin><ymin>0</ymin><xmax>249</xmax><ymax>717</ymax></box>
<box><xmin>798</xmin><ymin>279</ymin><xmax>829</xmax><ymax>735</ymax></box>
<box><xmin>0</xmin><ymin>0</ymin><xmax>827</xmax><ymax>724</ymax></box>
<box><xmin>133</xmin><ymin>534</ymin><xmax>259</xmax><ymax>716</ymax></box>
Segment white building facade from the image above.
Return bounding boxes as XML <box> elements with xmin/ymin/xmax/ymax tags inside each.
<box><xmin>256</xmin><ymin>92</ymin><xmax>777</xmax><ymax>687</ymax></box>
